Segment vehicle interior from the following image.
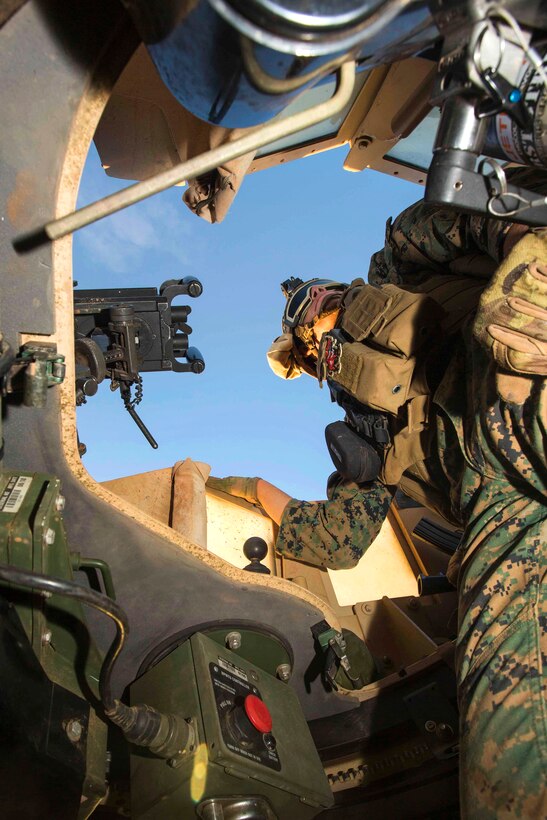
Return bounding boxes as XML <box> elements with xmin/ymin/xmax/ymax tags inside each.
<box><xmin>1</xmin><ymin>1</ymin><xmax>545</xmax><ymax>817</ymax></box>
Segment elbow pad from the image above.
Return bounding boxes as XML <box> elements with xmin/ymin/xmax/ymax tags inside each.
<box><xmin>325</xmin><ymin>421</ymin><xmax>381</xmax><ymax>484</ymax></box>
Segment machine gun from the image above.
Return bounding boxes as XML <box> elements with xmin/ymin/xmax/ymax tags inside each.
<box><xmin>74</xmin><ymin>277</ymin><xmax>204</xmax><ymax>449</ymax></box>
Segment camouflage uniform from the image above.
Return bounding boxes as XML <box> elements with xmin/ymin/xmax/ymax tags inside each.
<box><xmin>276</xmin><ymin>195</ymin><xmax>547</xmax><ymax>817</ymax></box>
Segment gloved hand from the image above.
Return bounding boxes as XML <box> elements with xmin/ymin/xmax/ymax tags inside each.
<box><xmin>206</xmin><ymin>476</ymin><xmax>261</xmax><ymax>505</ymax></box>
<box><xmin>473</xmin><ymin>231</ymin><xmax>547</xmax><ymax>375</ymax></box>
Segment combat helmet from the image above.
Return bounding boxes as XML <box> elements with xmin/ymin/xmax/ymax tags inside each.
<box><xmin>272</xmin><ymin>277</ymin><xmax>347</xmax><ymax>378</ymax></box>
<box><xmin>281</xmin><ymin>277</ymin><xmax>347</xmax><ymax>335</ymax></box>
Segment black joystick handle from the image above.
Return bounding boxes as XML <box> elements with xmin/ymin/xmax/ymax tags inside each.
<box><xmin>243</xmin><ymin>537</ymin><xmax>271</xmax><ymax>575</ymax></box>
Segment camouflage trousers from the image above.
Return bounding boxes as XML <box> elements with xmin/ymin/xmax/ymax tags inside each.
<box><xmin>441</xmin><ymin>234</ymin><xmax>547</xmax><ymax>818</ymax></box>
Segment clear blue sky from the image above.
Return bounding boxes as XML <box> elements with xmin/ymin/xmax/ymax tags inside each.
<box><xmin>74</xmin><ymin>143</ymin><xmax>420</xmax><ymax>500</ymax></box>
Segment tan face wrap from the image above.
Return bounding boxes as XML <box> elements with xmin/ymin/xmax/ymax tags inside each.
<box><xmin>266</xmin><ymin>334</ymin><xmax>302</xmax><ymax>380</ymax></box>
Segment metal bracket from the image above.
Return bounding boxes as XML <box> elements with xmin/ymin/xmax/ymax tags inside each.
<box><xmin>5</xmin><ymin>342</ymin><xmax>66</xmax><ymax>408</ymax></box>
<box><xmin>311</xmin><ymin>620</ymin><xmax>363</xmax><ymax>690</ymax></box>
<box><xmin>425</xmin><ymin>152</ymin><xmax>547</xmax><ymax>225</ymax></box>
<box><xmin>197</xmin><ymin>795</ymin><xmax>277</xmax><ymax>820</ymax></box>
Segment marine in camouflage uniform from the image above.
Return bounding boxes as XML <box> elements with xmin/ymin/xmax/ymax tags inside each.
<box><xmin>274</xmin><ymin>197</ymin><xmax>547</xmax><ymax>818</ymax></box>
<box><xmin>208</xmin><ymin>178</ymin><xmax>547</xmax><ymax>815</ymax></box>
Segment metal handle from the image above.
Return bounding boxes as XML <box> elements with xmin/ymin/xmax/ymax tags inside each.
<box><xmin>14</xmin><ymin>62</ymin><xmax>355</xmax><ymax>248</ymax></box>
<box><xmin>71</xmin><ymin>553</ymin><xmax>117</xmax><ymax>600</ymax></box>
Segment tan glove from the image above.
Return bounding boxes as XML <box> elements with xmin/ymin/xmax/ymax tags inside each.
<box><xmin>206</xmin><ymin>476</ymin><xmax>261</xmax><ymax>505</ymax></box>
<box><xmin>473</xmin><ymin>231</ymin><xmax>547</xmax><ymax>375</ymax></box>
<box><xmin>266</xmin><ymin>334</ymin><xmax>302</xmax><ymax>380</ymax></box>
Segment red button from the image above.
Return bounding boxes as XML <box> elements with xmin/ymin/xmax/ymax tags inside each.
<box><xmin>244</xmin><ymin>694</ymin><xmax>272</xmax><ymax>734</ymax></box>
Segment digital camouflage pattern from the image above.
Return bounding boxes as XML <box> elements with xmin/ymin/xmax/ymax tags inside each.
<box><xmin>437</xmin><ymin>232</ymin><xmax>547</xmax><ymax>818</ymax></box>
<box><xmin>367</xmin><ymin>200</ymin><xmax>510</xmax><ymax>288</ymax></box>
<box><xmin>433</xmin><ymin>331</ymin><xmax>547</xmax><ymax>816</ymax></box>
<box><xmin>277</xmin><ymin>478</ymin><xmax>391</xmax><ymax>568</ymax></box>
<box><xmin>277</xmin><ymin>200</ymin><xmax>547</xmax><ymax>817</ymax></box>
<box><xmin>368</xmin><ymin>167</ymin><xmax>547</xmax><ymax>290</ymax></box>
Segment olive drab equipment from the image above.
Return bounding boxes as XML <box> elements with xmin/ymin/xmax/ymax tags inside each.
<box><xmin>318</xmin><ymin>279</ymin><xmax>447</xmax><ymax>486</ymax></box>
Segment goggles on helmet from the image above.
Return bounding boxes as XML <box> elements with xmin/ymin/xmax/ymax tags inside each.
<box><xmin>281</xmin><ymin>278</ymin><xmax>347</xmax><ymax>333</ymax></box>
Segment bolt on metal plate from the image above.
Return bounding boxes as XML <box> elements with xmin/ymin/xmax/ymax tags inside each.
<box><xmin>65</xmin><ymin>718</ymin><xmax>83</xmax><ymax>743</ymax></box>
<box><xmin>276</xmin><ymin>663</ymin><xmax>291</xmax><ymax>682</ymax></box>
<box><xmin>225</xmin><ymin>631</ymin><xmax>241</xmax><ymax>651</ymax></box>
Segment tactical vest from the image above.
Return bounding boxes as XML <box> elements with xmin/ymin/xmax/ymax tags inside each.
<box><xmin>317</xmin><ymin>275</ymin><xmax>486</xmax><ymax>488</ymax></box>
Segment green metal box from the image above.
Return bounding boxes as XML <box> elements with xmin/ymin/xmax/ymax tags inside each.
<box><xmin>0</xmin><ymin>470</ymin><xmax>108</xmax><ymax>817</ymax></box>
<box><xmin>130</xmin><ymin>632</ymin><xmax>334</xmax><ymax>819</ymax></box>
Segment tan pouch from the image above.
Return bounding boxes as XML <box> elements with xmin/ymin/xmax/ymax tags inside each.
<box><xmin>341</xmin><ymin>282</ymin><xmax>445</xmax><ymax>357</ymax></box>
<box><xmin>332</xmin><ymin>342</ymin><xmax>415</xmax><ymax>414</ymax></box>
<box><xmin>381</xmin><ymin>395</ymin><xmax>431</xmax><ymax>485</ymax></box>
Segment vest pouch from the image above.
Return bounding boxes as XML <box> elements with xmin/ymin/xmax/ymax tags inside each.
<box><xmin>381</xmin><ymin>396</ymin><xmax>432</xmax><ymax>485</ymax></box>
<box><xmin>341</xmin><ymin>282</ymin><xmax>445</xmax><ymax>357</ymax></box>
<box><xmin>331</xmin><ymin>341</ymin><xmax>415</xmax><ymax>414</ymax></box>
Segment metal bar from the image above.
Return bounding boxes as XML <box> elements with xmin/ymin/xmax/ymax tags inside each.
<box><xmin>16</xmin><ymin>62</ymin><xmax>355</xmax><ymax>247</ymax></box>
<box><xmin>75</xmin><ymin>556</ymin><xmax>117</xmax><ymax>600</ymax></box>
<box><xmin>390</xmin><ymin>502</ymin><xmax>428</xmax><ymax>576</ymax></box>
<box><xmin>124</xmin><ymin>402</ymin><xmax>159</xmax><ymax>449</ymax></box>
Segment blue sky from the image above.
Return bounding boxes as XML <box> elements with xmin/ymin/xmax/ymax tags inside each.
<box><xmin>74</xmin><ymin>143</ymin><xmax>420</xmax><ymax>500</ymax></box>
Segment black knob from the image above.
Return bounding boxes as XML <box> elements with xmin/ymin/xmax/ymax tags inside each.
<box><xmin>243</xmin><ymin>537</ymin><xmax>270</xmax><ymax>575</ymax></box>
<box><xmin>110</xmin><ymin>304</ymin><xmax>134</xmax><ymax>323</ymax></box>
<box><xmin>186</xmin><ymin>347</ymin><xmax>205</xmax><ymax>374</ymax></box>
<box><xmin>172</xmin><ymin>335</ymin><xmax>189</xmax><ymax>356</ymax></box>
<box><xmin>171</xmin><ymin>305</ymin><xmax>190</xmax><ymax>325</ymax></box>
<box><xmin>76</xmin><ymin>377</ymin><xmax>98</xmax><ymax>406</ymax></box>
<box><xmin>244</xmin><ymin>537</ymin><xmax>267</xmax><ymax>562</ymax></box>
<box><xmin>182</xmin><ymin>276</ymin><xmax>203</xmax><ymax>298</ymax></box>
<box><xmin>80</xmin><ymin>377</ymin><xmax>98</xmax><ymax>397</ymax></box>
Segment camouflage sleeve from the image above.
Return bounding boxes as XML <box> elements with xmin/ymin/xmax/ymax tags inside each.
<box><xmin>275</xmin><ymin>480</ymin><xmax>392</xmax><ymax>570</ymax></box>
<box><xmin>368</xmin><ymin>201</ymin><xmax>513</xmax><ymax>287</ymax></box>
<box><xmin>368</xmin><ymin>168</ymin><xmax>547</xmax><ymax>289</ymax></box>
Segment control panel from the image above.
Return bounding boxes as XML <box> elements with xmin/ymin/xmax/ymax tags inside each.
<box><xmin>210</xmin><ymin>658</ymin><xmax>280</xmax><ymax>771</ymax></box>
<box><xmin>129</xmin><ymin>630</ymin><xmax>334</xmax><ymax>819</ymax></box>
